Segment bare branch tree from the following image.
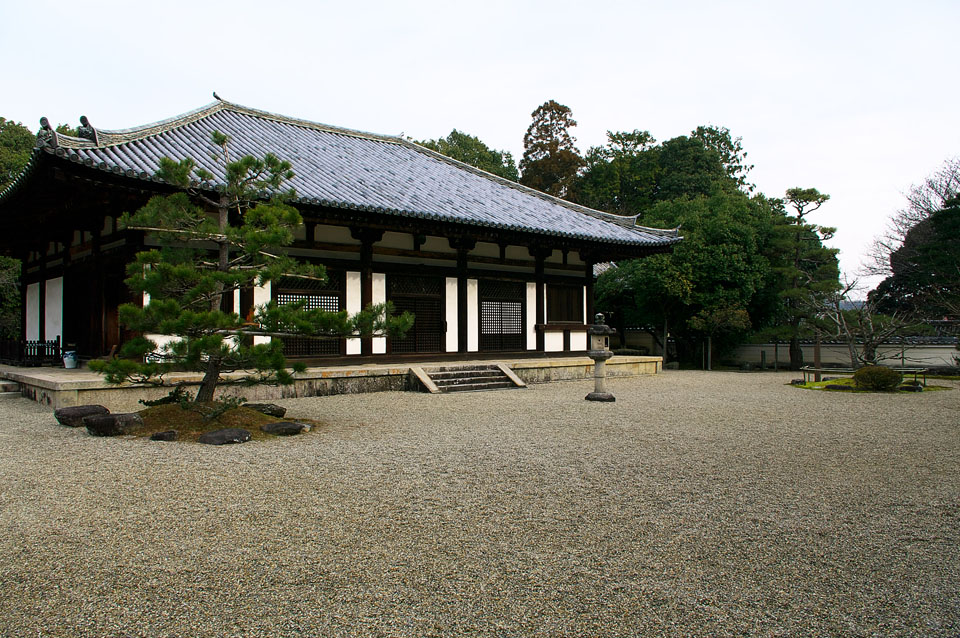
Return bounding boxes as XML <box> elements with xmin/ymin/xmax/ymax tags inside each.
<box><xmin>864</xmin><ymin>157</ymin><xmax>960</xmax><ymax>277</ymax></box>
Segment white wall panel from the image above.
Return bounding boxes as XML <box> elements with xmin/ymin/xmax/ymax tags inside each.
<box><xmin>526</xmin><ymin>282</ymin><xmax>537</xmax><ymax>350</ymax></box>
<box><xmin>467</xmin><ymin>279</ymin><xmax>478</xmax><ymax>352</ymax></box>
<box><xmin>25</xmin><ymin>283</ymin><xmax>39</xmax><ymax>341</ymax></box>
<box><xmin>44</xmin><ymin>277</ymin><xmax>63</xmax><ymax>343</ymax></box>
<box><xmin>445</xmin><ymin>278</ymin><xmax>458</xmax><ymax>352</ymax></box>
<box><xmin>372</xmin><ymin>273</ymin><xmax>386</xmax><ymax>354</ymax></box>
<box><xmin>346</xmin><ymin>271</ymin><xmax>361</xmax><ymax>355</ymax></box>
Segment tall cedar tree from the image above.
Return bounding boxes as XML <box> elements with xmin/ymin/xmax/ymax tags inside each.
<box><xmin>518</xmin><ymin>100</ymin><xmax>584</xmax><ymax>199</ymax></box>
<box><xmin>90</xmin><ymin>131</ymin><xmax>413</xmax><ymax>402</ymax></box>
<box><xmin>417</xmin><ymin>130</ymin><xmax>518</xmax><ymax>181</ymax></box>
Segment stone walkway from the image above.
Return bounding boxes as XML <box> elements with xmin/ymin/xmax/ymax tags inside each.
<box><xmin>0</xmin><ymin>371</ymin><xmax>957</xmax><ymax>636</ymax></box>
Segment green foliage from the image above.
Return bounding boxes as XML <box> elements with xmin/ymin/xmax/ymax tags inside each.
<box><xmin>690</xmin><ymin>125</ymin><xmax>754</xmax><ymax>192</ymax></box>
<box><xmin>853</xmin><ymin>365</ymin><xmax>902</xmax><ymax>392</ymax></box>
<box><xmin>94</xmin><ymin>131</ymin><xmax>413</xmax><ymax>402</ymax></box>
<box><xmin>0</xmin><ymin>255</ymin><xmax>20</xmax><ymax>339</ymax></box>
<box><xmin>417</xmin><ymin>130</ymin><xmax>518</xmax><ymax>181</ymax></box>
<box><xmin>139</xmin><ymin>386</ymin><xmax>190</xmax><ymax>407</ymax></box>
<box><xmin>519</xmin><ymin>100</ymin><xmax>584</xmax><ymax>198</ymax></box>
<box><xmin>872</xmin><ymin>195</ymin><xmax>960</xmax><ymax>318</ymax></box>
<box><xmin>574</xmin><ymin>130</ymin><xmax>659</xmax><ymax>215</ymax></box>
<box><xmin>597</xmin><ymin>186</ymin><xmax>786</xmax><ymax>362</ymax></box>
<box><xmin>0</xmin><ymin>117</ymin><xmax>34</xmax><ymax>191</ymax></box>
<box><xmin>654</xmin><ymin>136</ymin><xmax>730</xmax><ymax>201</ymax></box>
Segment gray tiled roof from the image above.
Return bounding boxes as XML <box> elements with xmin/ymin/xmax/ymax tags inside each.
<box><xmin>27</xmin><ymin>101</ymin><xmax>681</xmax><ymax>248</ymax></box>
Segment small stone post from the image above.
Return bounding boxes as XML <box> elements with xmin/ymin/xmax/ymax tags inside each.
<box><xmin>586</xmin><ymin>313</ymin><xmax>616</xmax><ymax>402</ymax></box>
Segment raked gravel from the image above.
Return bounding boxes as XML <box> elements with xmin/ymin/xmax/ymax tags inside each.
<box><xmin>0</xmin><ymin>370</ymin><xmax>958</xmax><ymax>637</ymax></box>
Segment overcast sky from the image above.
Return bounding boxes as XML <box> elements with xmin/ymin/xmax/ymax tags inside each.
<box><xmin>3</xmin><ymin>0</ymin><xmax>957</xmax><ymax>289</ymax></box>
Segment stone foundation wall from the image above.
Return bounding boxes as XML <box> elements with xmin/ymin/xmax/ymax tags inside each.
<box><xmin>4</xmin><ymin>355</ymin><xmax>662</xmax><ymax>412</ymax></box>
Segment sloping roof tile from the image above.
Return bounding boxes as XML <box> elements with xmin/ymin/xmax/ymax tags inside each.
<box><xmin>24</xmin><ymin>101</ymin><xmax>681</xmax><ymax>248</ymax></box>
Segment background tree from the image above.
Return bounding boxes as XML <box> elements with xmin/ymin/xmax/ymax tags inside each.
<box><xmin>867</xmin><ymin>157</ymin><xmax>960</xmax><ymax>277</ymax></box>
<box><xmin>417</xmin><ymin>130</ymin><xmax>518</xmax><ymax>181</ymax></box>
<box><xmin>598</xmin><ymin>186</ymin><xmax>781</xmax><ymax>364</ymax></box>
<box><xmin>653</xmin><ymin>136</ymin><xmax>730</xmax><ymax>201</ymax></box>
<box><xmin>871</xmin><ymin>194</ymin><xmax>960</xmax><ymax>318</ymax></box>
<box><xmin>574</xmin><ymin>130</ymin><xmax>659</xmax><ymax>215</ymax></box>
<box><xmin>690</xmin><ymin>125</ymin><xmax>754</xmax><ymax>192</ymax></box>
<box><xmin>0</xmin><ymin>118</ymin><xmax>34</xmax><ymax>191</ymax></box>
<box><xmin>91</xmin><ymin>131</ymin><xmax>412</xmax><ymax>403</ymax></box>
<box><xmin>518</xmin><ymin>100</ymin><xmax>584</xmax><ymax>199</ymax></box>
<box><xmin>0</xmin><ymin>118</ymin><xmax>34</xmax><ymax>340</ymax></box>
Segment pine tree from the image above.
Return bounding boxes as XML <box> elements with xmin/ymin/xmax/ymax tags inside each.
<box><xmin>90</xmin><ymin>131</ymin><xmax>412</xmax><ymax>402</ymax></box>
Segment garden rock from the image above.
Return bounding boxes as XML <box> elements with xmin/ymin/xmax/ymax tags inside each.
<box><xmin>197</xmin><ymin>428</ymin><xmax>251</xmax><ymax>445</ymax></box>
<box><xmin>899</xmin><ymin>385</ymin><xmax>923</xmax><ymax>392</ymax></box>
<box><xmin>150</xmin><ymin>430</ymin><xmax>178</xmax><ymax>441</ymax></box>
<box><xmin>54</xmin><ymin>405</ymin><xmax>109</xmax><ymax>427</ymax></box>
<box><xmin>245</xmin><ymin>403</ymin><xmax>286</xmax><ymax>418</ymax></box>
<box><xmin>261</xmin><ymin>421</ymin><xmax>308</xmax><ymax>436</ymax></box>
<box><xmin>84</xmin><ymin>412</ymin><xmax>145</xmax><ymax>437</ymax></box>
<box><xmin>825</xmin><ymin>384</ymin><xmax>853</xmax><ymax>391</ymax></box>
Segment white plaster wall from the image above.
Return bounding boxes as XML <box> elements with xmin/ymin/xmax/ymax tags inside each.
<box><xmin>732</xmin><ymin>343</ymin><xmax>960</xmax><ymax>368</ymax></box>
<box><xmin>378</xmin><ymin>231</ymin><xmax>412</xmax><ymax>250</ymax></box>
<box><xmin>583</xmin><ymin>285</ymin><xmax>588</xmax><ymax>323</ymax></box>
<box><xmin>570</xmin><ymin>330</ymin><xmax>587</xmax><ymax>351</ymax></box>
<box><xmin>445</xmin><ymin>278</ymin><xmax>458</xmax><ymax>352</ymax></box>
<box><xmin>346</xmin><ymin>271</ymin><xmax>361</xmax><ymax>355</ymax></box>
<box><xmin>44</xmin><ymin>277</ymin><xmax>63</xmax><ymax>343</ymax></box>
<box><xmin>422</xmin><ymin>236</ymin><xmax>453</xmax><ymax>253</ymax></box>
<box><xmin>526</xmin><ymin>282</ymin><xmax>537</xmax><ymax>350</ymax></box>
<box><xmin>544</xmin><ymin>331</ymin><xmax>564</xmax><ymax>352</ymax></box>
<box><xmin>467</xmin><ymin>279</ymin><xmax>478</xmax><ymax>352</ymax></box>
<box><xmin>314</xmin><ymin>224</ymin><xmax>357</xmax><ymax>244</ymax></box>
<box><xmin>253</xmin><ymin>281</ymin><xmax>271</xmax><ymax>345</ymax></box>
<box><xmin>372</xmin><ymin>273</ymin><xmax>386</xmax><ymax>354</ymax></box>
<box><xmin>472</xmin><ymin>242</ymin><xmax>500</xmax><ymax>258</ymax></box>
<box><xmin>25</xmin><ymin>283</ymin><xmax>39</xmax><ymax>341</ymax></box>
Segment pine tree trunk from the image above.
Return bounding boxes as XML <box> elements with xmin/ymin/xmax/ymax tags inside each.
<box><xmin>789</xmin><ymin>336</ymin><xmax>803</xmax><ymax>371</ymax></box>
<box><xmin>195</xmin><ymin>357</ymin><xmax>221</xmax><ymax>403</ymax></box>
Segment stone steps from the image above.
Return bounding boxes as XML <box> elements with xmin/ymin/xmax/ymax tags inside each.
<box><xmin>421</xmin><ymin>364</ymin><xmax>525</xmax><ymax>393</ymax></box>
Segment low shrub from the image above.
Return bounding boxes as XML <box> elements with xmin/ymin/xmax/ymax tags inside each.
<box><xmin>853</xmin><ymin>365</ymin><xmax>902</xmax><ymax>392</ymax></box>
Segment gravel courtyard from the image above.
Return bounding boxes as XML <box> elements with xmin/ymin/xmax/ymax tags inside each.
<box><xmin>0</xmin><ymin>370</ymin><xmax>957</xmax><ymax>637</ymax></box>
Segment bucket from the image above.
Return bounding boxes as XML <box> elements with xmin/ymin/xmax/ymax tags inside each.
<box><xmin>62</xmin><ymin>351</ymin><xmax>78</xmax><ymax>369</ymax></box>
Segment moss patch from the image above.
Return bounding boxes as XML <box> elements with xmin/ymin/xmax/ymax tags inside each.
<box><xmin>137</xmin><ymin>403</ymin><xmax>324</xmax><ymax>442</ymax></box>
<box><xmin>793</xmin><ymin>378</ymin><xmax>950</xmax><ymax>393</ymax></box>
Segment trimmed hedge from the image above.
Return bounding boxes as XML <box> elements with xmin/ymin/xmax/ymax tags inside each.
<box><xmin>853</xmin><ymin>365</ymin><xmax>902</xmax><ymax>392</ymax></box>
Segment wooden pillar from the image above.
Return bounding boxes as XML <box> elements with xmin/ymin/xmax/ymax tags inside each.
<box><xmin>37</xmin><ymin>250</ymin><xmax>46</xmax><ymax>342</ymax></box>
<box><xmin>530</xmin><ymin>246</ymin><xmax>550</xmax><ymax>352</ymax></box>
<box><xmin>19</xmin><ymin>252</ymin><xmax>29</xmax><ymax>343</ymax></box>
<box><xmin>584</xmin><ymin>259</ymin><xmax>595</xmax><ymax>324</ymax></box>
<box><xmin>351</xmin><ymin>227</ymin><xmax>383</xmax><ymax>356</ymax></box>
<box><xmin>93</xmin><ymin>228</ymin><xmax>104</xmax><ymax>355</ymax></box>
<box><xmin>450</xmin><ymin>237</ymin><xmax>475</xmax><ymax>354</ymax></box>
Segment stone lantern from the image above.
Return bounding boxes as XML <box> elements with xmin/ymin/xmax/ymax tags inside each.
<box><xmin>585</xmin><ymin>313</ymin><xmax>616</xmax><ymax>402</ymax></box>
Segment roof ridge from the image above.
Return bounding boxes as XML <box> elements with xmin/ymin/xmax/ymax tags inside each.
<box><xmin>52</xmin><ymin>100</ymin><xmax>405</xmax><ymax>150</ymax></box>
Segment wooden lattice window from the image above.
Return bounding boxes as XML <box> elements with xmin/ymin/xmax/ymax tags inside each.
<box><xmin>275</xmin><ymin>272</ymin><xmax>344</xmax><ymax>357</ymax></box>
<box><xmin>546</xmin><ymin>284</ymin><xmax>583</xmax><ymax>323</ymax></box>
<box><xmin>389</xmin><ymin>274</ymin><xmax>443</xmax><ymax>354</ymax></box>
<box><xmin>480</xmin><ymin>280</ymin><xmax>524</xmax><ymax>351</ymax></box>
